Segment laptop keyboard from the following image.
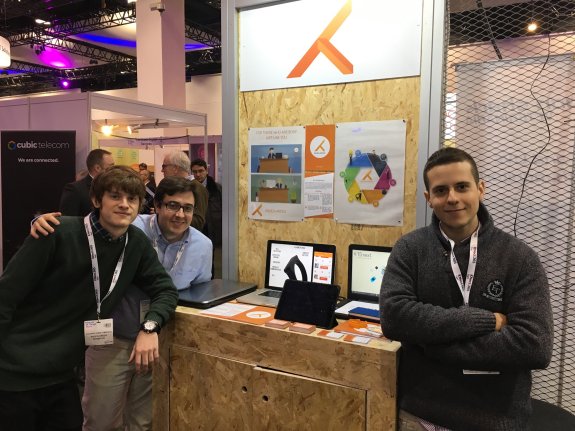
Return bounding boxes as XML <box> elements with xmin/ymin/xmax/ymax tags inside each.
<box><xmin>260</xmin><ymin>290</ymin><xmax>282</xmax><ymax>298</ymax></box>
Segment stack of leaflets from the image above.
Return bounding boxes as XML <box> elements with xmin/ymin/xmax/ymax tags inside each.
<box><xmin>347</xmin><ymin>306</ymin><xmax>380</xmax><ymax>322</ymax></box>
<box><xmin>333</xmin><ymin>319</ymin><xmax>383</xmax><ymax>338</ymax></box>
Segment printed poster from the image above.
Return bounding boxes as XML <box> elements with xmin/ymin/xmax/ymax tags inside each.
<box><xmin>334</xmin><ymin>120</ymin><xmax>406</xmax><ymax>225</ymax></box>
<box><xmin>248</xmin><ymin>126</ymin><xmax>305</xmax><ymax>221</ymax></box>
<box><xmin>304</xmin><ymin>125</ymin><xmax>335</xmax><ymax>218</ymax></box>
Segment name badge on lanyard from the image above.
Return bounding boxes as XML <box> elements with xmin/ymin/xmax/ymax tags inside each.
<box><xmin>84</xmin><ymin>319</ymin><xmax>114</xmax><ymax>345</ymax></box>
<box><xmin>83</xmin><ymin>214</ymin><xmax>128</xmax><ymax>346</ymax></box>
<box><xmin>440</xmin><ymin>223</ymin><xmax>480</xmax><ymax>306</ymax></box>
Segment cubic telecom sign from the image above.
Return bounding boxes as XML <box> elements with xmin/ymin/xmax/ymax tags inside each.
<box><xmin>0</xmin><ymin>36</ymin><xmax>10</xmax><ymax>68</ymax></box>
<box><xmin>1</xmin><ymin>131</ymin><xmax>75</xmax><ymax>266</ymax></box>
<box><xmin>239</xmin><ymin>0</ymin><xmax>423</xmax><ymax>91</ymax></box>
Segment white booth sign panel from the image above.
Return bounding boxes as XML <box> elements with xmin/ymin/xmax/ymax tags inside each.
<box><xmin>239</xmin><ymin>0</ymin><xmax>423</xmax><ymax>92</ymax></box>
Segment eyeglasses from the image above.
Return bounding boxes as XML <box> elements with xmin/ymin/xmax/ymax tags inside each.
<box><xmin>162</xmin><ymin>201</ymin><xmax>194</xmax><ymax>214</ymax></box>
<box><xmin>161</xmin><ymin>164</ymin><xmax>176</xmax><ymax>170</ymax></box>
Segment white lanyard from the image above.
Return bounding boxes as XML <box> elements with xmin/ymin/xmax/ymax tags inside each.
<box><xmin>84</xmin><ymin>215</ymin><xmax>128</xmax><ymax>320</ymax></box>
<box><xmin>440</xmin><ymin>223</ymin><xmax>480</xmax><ymax>306</ymax></box>
<box><xmin>149</xmin><ymin>215</ymin><xmax>187</xmax><ymax>273</ymax></box>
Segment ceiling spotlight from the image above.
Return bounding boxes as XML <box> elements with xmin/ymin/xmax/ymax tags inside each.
<box><xmin>35</xmin><ymin>18</ymin><xmax>51</xmax><ymax>25</ymax></box>
<box><xmin>60</xmin><ymin>80</ymin><xmax>70</xmax><ymax>89</ymax></box>
<box><xmin>527</xmin><ymin>22</ymin><xmax>538</xmax><ymax>32</ymax></box>
<box><xmin>101</xmin><ymin>120</ymin><xmax>115</xmax><ymax>136</ymax></box>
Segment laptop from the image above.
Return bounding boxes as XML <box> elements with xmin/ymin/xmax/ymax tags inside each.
<box><xmin>236</xmin><ymin>240</ymin><xmax>336</xmax><ymax>308</ymax></box>
<box><xmin>178</xmin><ymin>279</ymin><xmax>257</xmax><ymax>309</ymax></box>
<box><xmin>335</xmin><ymin>244</ymin><xmax>393</xmax><ymax>318</ymax></box>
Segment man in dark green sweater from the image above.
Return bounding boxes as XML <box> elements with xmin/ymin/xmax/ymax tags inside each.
<box><xmin>0</xmin><ymin>165</ymin><xmax>178</xmax><ymax>431</ymax></box>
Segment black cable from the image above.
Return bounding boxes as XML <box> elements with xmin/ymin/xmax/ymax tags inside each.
<box><xmin>512</xmin><ymin>33</ymin><xmax>552</xmax><ymax>237</ymax></box>
<box><xmin>476</xmin><ymin>0</ymin><xmax>503</xmax><ymax>60</ymax></box>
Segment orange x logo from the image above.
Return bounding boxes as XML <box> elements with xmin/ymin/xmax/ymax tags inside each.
<box><xmin>288</xmin><ymin>0</ymin><xmax>353</xmax><ymax>78</ymax></box>
<box><xmin>252</xmin><ymin>204</ymin><xmax>263</xmax><ymax>217</ymax></box>
<box><xmin>362</xmin><ymin>170</ymin><xmax>373</xmax><ymax>181</ymax></box>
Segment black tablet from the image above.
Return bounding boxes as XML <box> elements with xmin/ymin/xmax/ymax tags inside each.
<box><xmin>274</xmin><ymin>279</ymin><xmax>340</xmax><ymax>329</ymax></box>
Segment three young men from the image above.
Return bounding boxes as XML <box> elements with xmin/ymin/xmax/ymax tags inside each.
<box><xmin>380</xmin><ymin>147</ymin><xmax>553</xmax><ymax>430</ymax></box>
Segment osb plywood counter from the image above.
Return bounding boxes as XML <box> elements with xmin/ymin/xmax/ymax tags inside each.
<box><xmin>153</xmin><ymin>306</ymin><xmax>400</xmax><ymax>431</ymax></box>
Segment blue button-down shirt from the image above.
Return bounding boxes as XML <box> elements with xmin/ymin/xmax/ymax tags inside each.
<box><xmin>112</xmin><ymin>214</ymin><xmax>212</xmax><ymax>339</ymax></box>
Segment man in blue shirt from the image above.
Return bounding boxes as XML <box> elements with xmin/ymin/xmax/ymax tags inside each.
<box><xmin>31</xmin><ymin>176</ymin><xmax>212</xmax><ymax>431</ymax></box>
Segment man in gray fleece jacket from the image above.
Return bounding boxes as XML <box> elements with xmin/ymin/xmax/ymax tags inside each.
<box><xmin>380</xmin><ymin>147</ymin><xmax>553</xmax><ymax>431</ymax></box>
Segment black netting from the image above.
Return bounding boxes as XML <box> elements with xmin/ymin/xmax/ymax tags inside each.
<box><xmin>444</xmin><ymin>0</ymin><xmax>575</xmax><ymax>413</ymax></box>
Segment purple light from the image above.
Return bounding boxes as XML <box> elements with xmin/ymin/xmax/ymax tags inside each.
<box><xmin>77</xmin><ymin>34</ymin><xmax>137</xmax><ymax>48</ymax></box>
<box><xmin>185</xmin><ymin>43</ymin><xmax>209</xmax><ymax>51</ymax></box>
<box><xmin>38</xmin><ymin>47</ymin><xmax>73</xmax><ymax>69</ymax></box>
<box><xmin>61</xmin><ymin>80</ymin><xmax>70</xmax><ymax>88</ymax></box>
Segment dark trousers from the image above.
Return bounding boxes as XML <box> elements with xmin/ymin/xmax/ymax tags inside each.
<box><xmin>0</xmin><ymin>379</ymin><xmax>82</xmax><ymax>431</ymax></box>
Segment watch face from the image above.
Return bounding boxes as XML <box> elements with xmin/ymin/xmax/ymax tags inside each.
<box><xmin>144</xmin><ymin>321</ymin><xmax>157</xmax><ymax>331</ymax></box>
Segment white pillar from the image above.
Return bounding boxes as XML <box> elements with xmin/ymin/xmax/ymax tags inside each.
<box><xmin>136</xmin><ymin>0</ymin><xmax>186</xmax><ymax>109</ymax></box>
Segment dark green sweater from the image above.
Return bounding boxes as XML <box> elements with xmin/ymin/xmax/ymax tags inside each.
<box><xmin>0</xmin><ymin>216</ymin><xmax>178</xmax><ymax>391</ymax></box>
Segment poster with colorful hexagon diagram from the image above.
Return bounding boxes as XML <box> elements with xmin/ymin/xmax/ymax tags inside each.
<box><xmin>334</xmin><ymin>120</ymin><xmax>406</xmax><ymax>226</ymax></box>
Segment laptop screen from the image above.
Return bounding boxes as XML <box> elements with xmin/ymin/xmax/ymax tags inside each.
<box><xmin>348</xmin><ymin>244</ymin><xmax>393</xmax><ymax>302</ymax></box>
<box><xmin>265</xmin><ymin>240</ymin><xmax>336</xmax><ymax>289</ymax></box>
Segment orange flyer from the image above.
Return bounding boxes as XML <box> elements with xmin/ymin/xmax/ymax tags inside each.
<box><xmin>202</xmin><ymin>304</ymin><xmax>276</xmax><ymax>325</ymax></box>
<box><xmin>225</xmin><ymin>306</ymin><xmax>276</xmax><ymax>325</ymax></box>
<box><xmin>333</xmin><ymin>319</ymin><xmax>383</xmax><ymax>338</ymax></box>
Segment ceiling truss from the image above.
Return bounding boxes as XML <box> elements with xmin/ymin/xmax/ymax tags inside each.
<box><xmin>0</xmin><ymin>1</ymin><xmax>222</xmax><ymax>96</ymax></box>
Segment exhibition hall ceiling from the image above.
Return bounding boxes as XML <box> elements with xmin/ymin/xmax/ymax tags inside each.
<box><xmin>1</xmin><ymin>0</ymin><xmax>572</xmax><ymax>97</ymax></box>
<box><xmin>0</xmin><ymin>0</ymin><xmax>221</xmax><ymax>96</ymax></box>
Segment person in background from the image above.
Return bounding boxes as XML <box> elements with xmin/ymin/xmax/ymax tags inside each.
<box><xmin>191</xmin><ymin>158</ymin><xmax>222</xmax><ymax>278</ymax></box>
<box><xmin>139</xmin><ymin>169</ymin><xmax>156</xmax><ymax>215</ymax></box>
<box><xmin>60</xmin><ymin>149</ymin><xmax>114</xmax><ymax>216</ymax></box>
<box><xmin>380</xmin><ymin>147</ymin><xmax>553</xmax><ymax>431</ymax></box>
<box><xmin>31</xmin><ymin>176</ymin><xmax>212</xmax><ymax>431</ymax></box>
<box><xmin>76</xmin><ymin>169</ymin><xmax>89</xmax><ymax>181</ymax></box>
<box><xmin>161</xmin><ymin>151</ymin><xmax>208</xmax><ymax>231</ymax></box>
<box><xmin>0</xmin><ymin>166</ymin><xmax>178</xmax><ymax>431</ymax></box>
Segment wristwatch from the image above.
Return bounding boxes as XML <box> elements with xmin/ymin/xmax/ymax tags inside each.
<box><xmin>140</xmin><ymin>320</ymin><xmax>161</xmax><ymax>334</ymax></box>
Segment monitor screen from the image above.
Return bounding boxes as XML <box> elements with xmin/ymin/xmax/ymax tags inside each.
<box><xmin>348</xmin><ymin>244</ymin><xmax>392</xmax><ymax>300</ymax></box>
<box><xmin>265</xmin><ymin>240</ymin><xmax>336</xmax><ymax>289</ymax></box>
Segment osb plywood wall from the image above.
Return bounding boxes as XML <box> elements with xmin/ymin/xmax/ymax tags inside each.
<box><xmin>238</xmin><ymin>78</ymin><xmax>420</xmax><ymax>294</ymax></box>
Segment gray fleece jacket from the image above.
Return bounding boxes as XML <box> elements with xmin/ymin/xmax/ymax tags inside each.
<box><xmin>380</xmin><ymin>203</ymin><xmax>553</xmax><ymax>431</ymax></box>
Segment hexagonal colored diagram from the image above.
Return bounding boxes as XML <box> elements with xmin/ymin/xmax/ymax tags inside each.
<box><xmin>339</xmin><ymin>149</ymin><xmax>397</xmax><ymax>207</ymax></box>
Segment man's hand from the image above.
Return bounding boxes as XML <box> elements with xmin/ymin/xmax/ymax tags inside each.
<box><xmin>30</xmin><ymin>212</ymin><xmax>61</xmax><ymax>239</ymax></box>
<box><xmin>129</xmin><ymin>331</ymin><xmax>160</xmax><ymax>374</ymax></box>
<box><xmin>494</xmin><ymin>312</ymin><xmax>507</xmax><ymax>331</ymax></box>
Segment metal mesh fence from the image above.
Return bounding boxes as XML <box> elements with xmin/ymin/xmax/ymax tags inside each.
<box><xmin>444</xmin><ymin>0</ymin><xmax>575</xmax><ymax>412</ymax></box>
